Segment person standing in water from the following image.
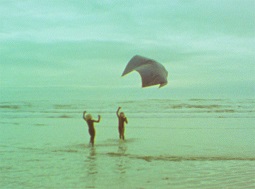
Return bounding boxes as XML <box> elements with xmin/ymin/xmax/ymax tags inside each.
<box><xmin>116</xmin><ymin>107</ymin><xmax>128</xmax><ymax>140</ymax></box>
<box><xmin>83</xmin><ymin>111</ymin><xmax>101</xmax><ymax>147</ymax></box>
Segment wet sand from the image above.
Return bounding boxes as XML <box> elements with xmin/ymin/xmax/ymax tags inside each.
<box><xmin>1</xmin><ymin>99</ymin><xmax>255</xmax><ymax>188</ymax></box>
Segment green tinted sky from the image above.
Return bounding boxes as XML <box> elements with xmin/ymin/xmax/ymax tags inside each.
<box><xmin>0</xmin><ymin>0</ymin><xmax>254</xmax><ymax>98</ymax></box>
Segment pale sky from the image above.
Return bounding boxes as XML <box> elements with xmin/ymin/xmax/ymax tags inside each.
<box><xmin>0</xmin><ymin>0</ymin><xmax>254</xmax><ymax>99</ymax></box>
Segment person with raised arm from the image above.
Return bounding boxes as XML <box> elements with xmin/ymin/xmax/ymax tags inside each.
<box><xmin>83</xmin><ymin>111</ymin><xmax>101</xmax><ymax>147</ymax></box>
<box><xmin>116</xmin><ymin>107</ymin><xmax>128</xmax><ymax>140</ymax></box>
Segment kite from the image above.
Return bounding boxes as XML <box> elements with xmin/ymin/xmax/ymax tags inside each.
<box><xmin>121</xmin><ymin>55</ymin><xmax>168</xmax><ymax>88</ymax></box>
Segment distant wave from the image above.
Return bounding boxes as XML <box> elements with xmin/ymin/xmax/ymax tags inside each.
<box><xmin>0</xmin><ymin>99</ymin><xmax>254</xmax><ymax>119</ymax></box>
<box><xmin>47</xmin><ymin>115</ymin><xmax>74</xmax><ymax>118</ymax></box>
<box><xmin>119</xmin><ymin>99</ymin><xmax>255</xmax><ymax>118</ymax></box>
<box><xmin>0</xmin><ymin>105</ymin><xmax>20</xmax><ymax>109</ymax></box>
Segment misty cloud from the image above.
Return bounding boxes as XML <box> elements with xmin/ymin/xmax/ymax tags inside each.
<box><xmin>0</xmin><ymin>0</ymin><xmax>254</xmax><ymax>97</ymax></box>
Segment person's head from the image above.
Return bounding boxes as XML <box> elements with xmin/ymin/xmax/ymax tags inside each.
<box><xmin>85</xmin><ymin>114</ymin><xmax>92</xmax><ymax>121</ymax></box>
<box><xmin>120</xmin><ymin>112</ymin><xmax>125</xmax><ymax>118</ymax></box>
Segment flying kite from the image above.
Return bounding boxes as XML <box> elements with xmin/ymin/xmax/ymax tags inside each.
<box><xmin>121</xmin><ymin>55</ymin><xmax>168</xmax><ymax>88</ymax></box>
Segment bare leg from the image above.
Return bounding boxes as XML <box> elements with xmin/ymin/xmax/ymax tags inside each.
<box><xmin>122</xmin><ymin>128</ymin><xmax>125</xmax><ymax>140</ymax></box>
<box><xmin>119</xmin><ymin>127</ymin><xmax>122</xmax><ymax>139</ymax></box>
<box><xmin>90</xmin><ymin>136</ymin><xmax>94</xmax><ymax>147</ymax></box>
<box><xmin>89</xmin><ymin>129</ymin><xmax>95</xmax><ymax>147</ymax></box>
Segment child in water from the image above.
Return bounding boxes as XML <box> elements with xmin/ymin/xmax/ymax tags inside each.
<box><xmin>116</xmin><ymin>107</ymin><xmax>128</xmax><ymax>140</ymax></box>
<box><xmin>83</xmin><ymin>111</ymin><xmax>101</xmax><ymax>147</ymax></box>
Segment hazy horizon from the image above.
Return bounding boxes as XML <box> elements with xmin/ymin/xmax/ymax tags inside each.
<box><xmin>1</xmin><ymin>0</ymin><xmax>254</xmax><ymax>100</ymax></box>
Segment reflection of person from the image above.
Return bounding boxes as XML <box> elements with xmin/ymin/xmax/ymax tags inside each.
<box><xmin>116</xmin><ymin>107</ymin><xmax>128</xmax><ymax>140</ymax></box>
<box><xmin>83</xmin><ymin>111</ymin><xmax>101</xmax><ymax>147</ymax></box>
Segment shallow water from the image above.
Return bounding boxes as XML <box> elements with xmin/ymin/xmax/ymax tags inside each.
<box><xmin>1</xmin><ymin>99</ymin><xmax>255</xmax><ymax>188</ymax></box>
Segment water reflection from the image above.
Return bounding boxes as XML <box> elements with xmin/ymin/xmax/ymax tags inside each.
<box><xmin>116</xmin><ymin>141</ymin><xmax>128</xmax><ymax>175</ymax></box>
<box><xmin>87</xmin><ymin>147</ymin><xmax>97</xmax><ymax>175</ymax></box>
<box><xmin>85</xmin><ymin>147</ymin><xmax>97</xmax><ymax>188</ymax></box>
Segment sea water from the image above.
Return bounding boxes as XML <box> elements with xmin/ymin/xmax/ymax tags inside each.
<box><xmin>0</xmin><ymin>93</ymin><xmax>255</xmax><ymax>188</ymax></box>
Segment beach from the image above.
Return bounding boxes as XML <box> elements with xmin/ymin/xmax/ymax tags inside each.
<box><xmin>1</xmin><ymin>1</ymin><xmax>255</xmax><ymax>188</ymax></box>
<box><xmin>1</xmin><ymin>98</ymin><xmax>254</xmax><ymax>189</ymax></box>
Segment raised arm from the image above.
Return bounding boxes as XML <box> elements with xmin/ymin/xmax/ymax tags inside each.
<box><xmin>116</xmin><ymin>107</ymin><xmax>121</xmax><ymax>117</ymax></box>
<box><xmin>94</xmin><ymin>115</ymin><xmax>101</xmax><ymax>123</ymax></box>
